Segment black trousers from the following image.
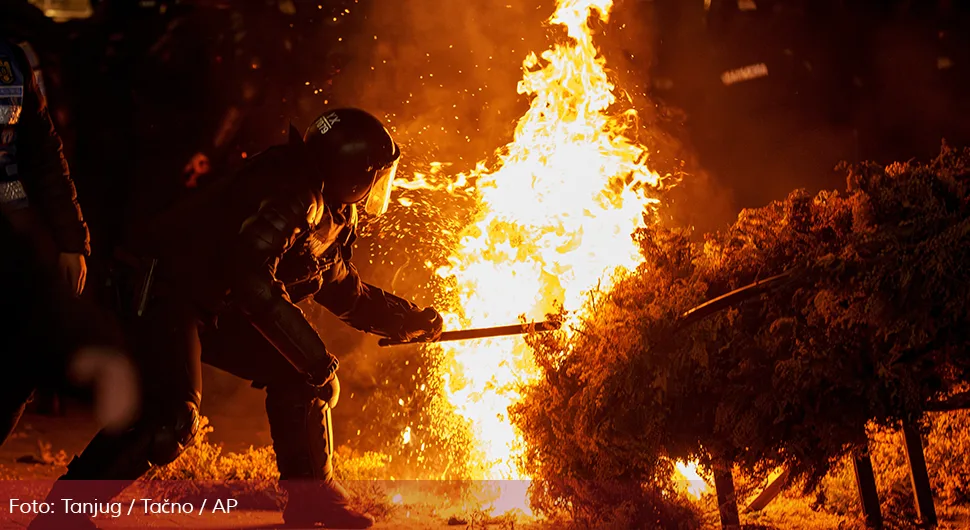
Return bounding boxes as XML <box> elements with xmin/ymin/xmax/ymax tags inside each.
<box><xmin>136</xmin><ymin>296</ymin><xmax>308</xmax><ymax>412</ymax></box>
<box><xmin>56</xmin><ymin>294</ymin><xmax>336</xmax><ymax>487</ymax></box>
<box><xmin>0</xmin><ymin>208</ymin><xmax>123</xmax><ymax>448</ymax></box>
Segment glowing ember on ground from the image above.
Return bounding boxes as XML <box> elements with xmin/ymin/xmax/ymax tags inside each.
<box><xmin>432</xmin><ymin>0</ymin><xmax>664</xmax><ymax>486</ymax></box>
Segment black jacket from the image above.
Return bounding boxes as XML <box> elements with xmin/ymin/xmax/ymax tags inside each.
<box><xmin>130</xmin><ymin>139</ymin><xmax>419</xmax><ymax>383</ymax></box>
<box><xmin>0</xmin><ymin>37</ymin><xmax>89</xmax><ymax>255</ymax></box>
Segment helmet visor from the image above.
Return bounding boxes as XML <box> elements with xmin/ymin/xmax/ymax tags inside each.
<box><xmin>363</xmin><ymin>157</ymin><xmax>399</xmax><ymax>217</ymax></box>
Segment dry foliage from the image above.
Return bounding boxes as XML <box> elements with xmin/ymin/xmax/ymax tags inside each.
<box><xmin>510</xmin><ymin>145</ymin><xmax>970</xmax><ymax>527</ymax></box>
<box><xmin>139</xmin><ymin>417</ymin><xmax>283</xmax><ymax>510</ymax></box>
<box><xmin>139</xmin><ymin>417</ymin><xmax>394</xmax><ymax>513</ymax></box>
<box><xmin>811</xmin><ymin>410</ymin><xmax>970</xmax><ymax>528</ymax></box>
<box><xmin>139</xmin><ymin>418</ymin><xmax>435</xmax><ymax>521</ymax></box>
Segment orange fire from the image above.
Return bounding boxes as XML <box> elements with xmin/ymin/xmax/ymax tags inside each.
<box><xmin>433</xmin><ymin>0</ymin><xmax>659</xmax><ymax>480</ymax></box>
<box><xmin>395</xmin><ymin>0</ymin><xmax>710</xmax><ymax>512</ymax></box>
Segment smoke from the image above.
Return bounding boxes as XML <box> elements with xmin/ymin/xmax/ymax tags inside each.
<box><xmin>594</xmin><ymin>0</ymin><xmax>739</xmax><ymax>233</ymax></box>
<box><xmin>639</xmin><ymin>2</ymin><xmax>970</xmax><ymax>234</ymax></box>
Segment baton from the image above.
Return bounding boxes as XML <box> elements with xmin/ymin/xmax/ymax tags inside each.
<box><xmin>378</xmin><ymin>319</ymin><xmax>562</xmax><ymax>347</ymax></box>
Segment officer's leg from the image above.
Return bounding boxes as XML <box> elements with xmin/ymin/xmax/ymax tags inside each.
<box><xmin>0</xmin><ymin>342</ymin><xmax>35</xmax><ymax>446</ymax></box>
<box><xmin>267</xmin><ymin>376</ymin><xmax>373</xmax><ymax>528</ymax></box>
<box><xmin>201</xmin><ymin>312</ymin><xmax>373</xmax><ymax>528</ymax></box>
<box><xmin>0</xmin><ymin>377</ymin><xmax>36</xmax><ymax>447</ymax></box>
<box><xmin>29</xmin><ymin>296</ymin><xmax>202</xmax><ymax>530</ymax></box>
<box><xmin>0</xmin><ymin>214</ymin><xmax>63</xmax><ymax>445</ymax></box>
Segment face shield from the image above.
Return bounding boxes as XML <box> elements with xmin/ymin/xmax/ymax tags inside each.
<box><xmin>362</xmin><ymin>148</ymin><xmax>400</xmax><ymax>217</ymax></box>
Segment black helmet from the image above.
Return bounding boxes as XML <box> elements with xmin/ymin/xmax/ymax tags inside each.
<box><xmin>302</xmin><ymin>108</ymin><xmax>401</xmax><ymax>217</ymax></box>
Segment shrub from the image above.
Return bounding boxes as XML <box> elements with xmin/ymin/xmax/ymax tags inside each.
<box><xmin>511</xmin><ymin>145</ymin><xmax>970</xmax><ymax>526</ymax></box>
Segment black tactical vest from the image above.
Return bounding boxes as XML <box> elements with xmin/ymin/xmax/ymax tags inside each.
<box><xmin>0</xmin><ymin>40</ymin><xmax>27</xmax><ymax>208</ymax></box>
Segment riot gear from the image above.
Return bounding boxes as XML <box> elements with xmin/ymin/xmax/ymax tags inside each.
<box><xmin>0</xmin><ymin>38</ymin><xmax>88</xmax><ymax>253</ymax></box>
<box><xmin>30</xmin><ymin>119</ymin><xmax>439</xmax><ymax>529</ymax></box>
<box><xmin>302</xmin><ymin>108</ymin><xmax>400</xmax><ymax>216</ymax></box>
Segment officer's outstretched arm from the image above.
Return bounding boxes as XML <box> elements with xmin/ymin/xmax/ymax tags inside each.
<box><xmin>231</xmin><ymin>191</ymin><xmax>339</xmax><ymax>385</ymax></box>
<box><xmin>314</xmin><ymin>260</ymin><xmax>442</xmax><ymax>342</ymax></box>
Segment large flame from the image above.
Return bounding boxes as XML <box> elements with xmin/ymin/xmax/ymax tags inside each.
<box><xmin>434</xmin><ymin>0</ymin><xmax>662</xmax><ymax>483</ymax></box>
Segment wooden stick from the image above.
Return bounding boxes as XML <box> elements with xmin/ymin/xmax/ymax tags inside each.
<box><xmin>852</xmin><ymin>445</ymin><xmax>883</xmax><ymax>529</ymax></box>
<box><xmin>745</xmin><ymin>468</ymin><xmax>791</xmax><ymax>513</ymax></box>
<box><xmin>901</xmin><ymin>421</ymin><xmax>938</xmax><ymax>527</ymax></box>
<box><xmin>713</xmin><ymin>464</ymin><xmax>741</xmax><ymax>529</ymax></box>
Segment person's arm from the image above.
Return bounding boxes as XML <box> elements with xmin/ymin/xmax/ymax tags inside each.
<box><xmin>13</xmin><ymin>43</ymin><xmax>89</xmax><ymax>256</ymax></box>
<box><xmin>230</xmin><ymin>188</ymin><xmax>340</xmax><ymax>385</ymax></box>
<box><xmin>11</xmin><ymin>43</ymin><xmax>89</xmax><ymax>294</ymax></box>
<box><xmin>1</xmin><ymin>207</ymin><xmax>136</xmax><ymax>436</ymax></box>
<box><xmin>313</xmin><ymin>252</ymin><xmax>442</xmax><ymax>343</ymax></box>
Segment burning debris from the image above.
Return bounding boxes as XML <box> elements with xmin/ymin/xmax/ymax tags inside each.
<box><xmin>509</xmin><ymin>145</ymin><xmax>970</xmax><ymax>527</ymax></box>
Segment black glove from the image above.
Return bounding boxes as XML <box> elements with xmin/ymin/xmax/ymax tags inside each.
<box><xmin>397</xmin><ymin>307</ymin><xmax>443</xmax><ymax>343</ymax></box>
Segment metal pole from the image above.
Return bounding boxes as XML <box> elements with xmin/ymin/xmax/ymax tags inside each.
<box><xmin>378</xmin><ymin>319</ymin><xmax>562</xmax><ymax>347</ymax></box>
<box><xmin>379</xmin><ymin>268</ymin><xmax>796</xmax><ymax>347</ymax></box>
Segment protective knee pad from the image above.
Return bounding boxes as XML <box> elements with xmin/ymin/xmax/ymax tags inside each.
<box><xmin>264</xmin><ymin>374</ymin><xmax>340</xmax><ymax>410</ymax></box>
<box><xmin>319</xmin><ymin>374</ymin><xmax>340</xmax><ymax>410</ymax></box>
<box><xmin>147</xmin><ymin>400</ymin><xmax>200</xmax><ymax>466</ymax></box>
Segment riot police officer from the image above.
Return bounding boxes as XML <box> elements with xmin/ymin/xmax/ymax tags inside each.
<box><xmin>31</xmin><ymin>108</ymin><xmax>442</xmax><ymax>529</ymax></box>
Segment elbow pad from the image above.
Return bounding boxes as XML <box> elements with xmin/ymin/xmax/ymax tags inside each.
<box><xmin>235</xmin><ymin>273</ymin><xmax>338</xmax><ymax>385</ymax></box>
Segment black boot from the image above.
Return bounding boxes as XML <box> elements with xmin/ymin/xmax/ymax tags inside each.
<box><xmin>281</xmin><ymin>477</ymin><xmax>375</xmax><ymax>529</ymax></box>
<box><xmin>266</xmin><ymin>384</ymin><xmax>374</xmax><ymax>528</ymax></box>
<box><xmin>28</xmin><ymin>423</ymin><xmax>159</xmax><ymax>529</ymax></box>
<box><xmin>27</xmin><ymin>453</ymin><xmax>137</xmax><ymax>530</ymax></box>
